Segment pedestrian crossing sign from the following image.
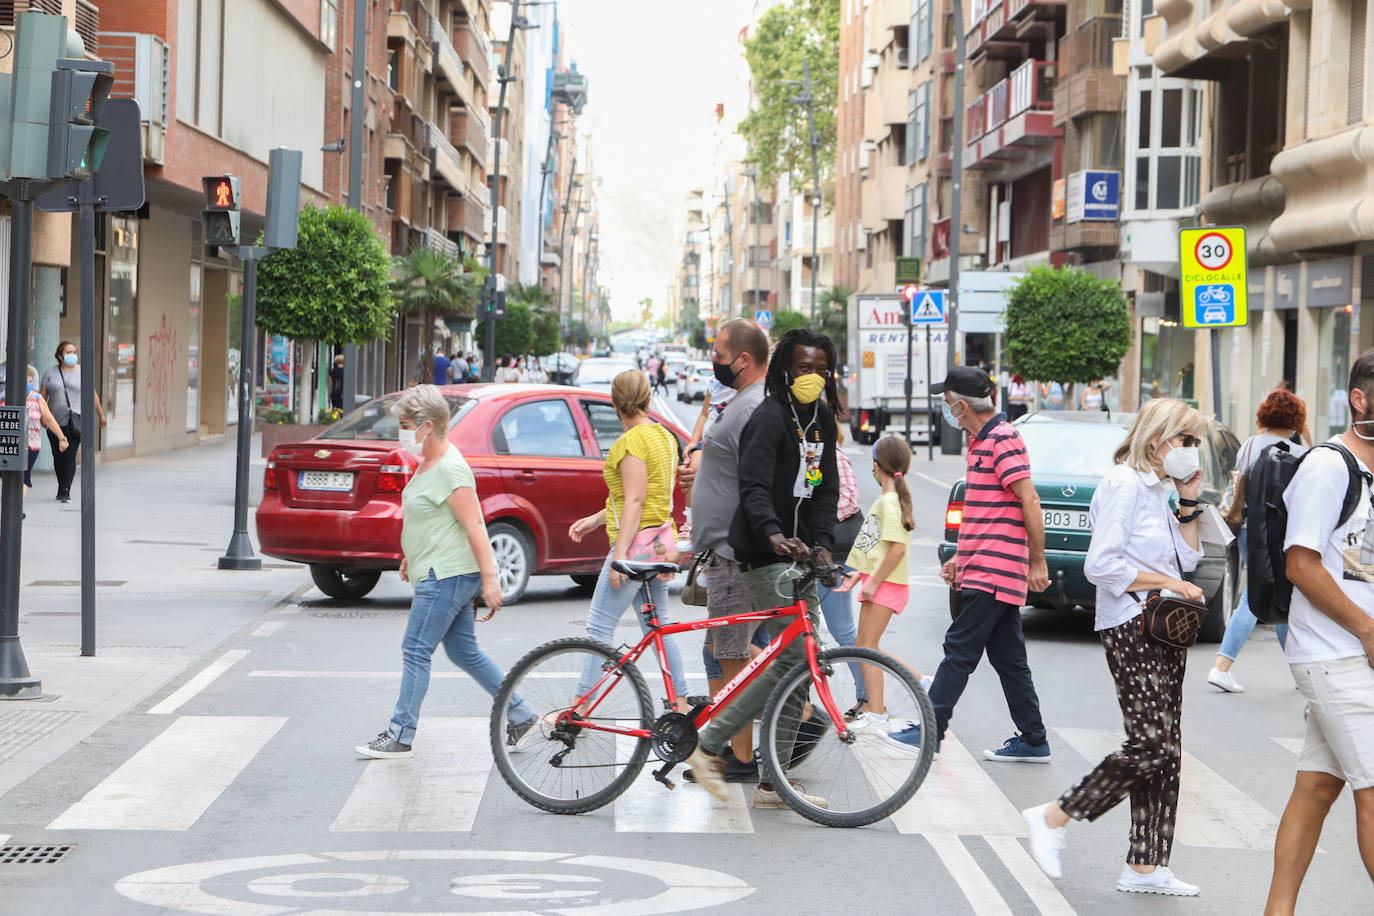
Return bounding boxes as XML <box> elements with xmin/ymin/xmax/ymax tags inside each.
<box><xmin>755</xmin><ymin>309</ymin><xmax>772</xmax><ymax>329</ymax></box>
<box><xmin>910</xmin><ymin>290</ymin><xmax>946</xmax><ymax>324</ymax></box>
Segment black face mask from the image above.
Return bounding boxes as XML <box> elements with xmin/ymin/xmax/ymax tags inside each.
<box><xmin>712</xmin><ymin>353</ymin><xmax>743</xmax><ymax>388</ymax></box>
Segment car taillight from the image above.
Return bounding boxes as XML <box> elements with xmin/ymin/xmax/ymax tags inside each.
<box><xmin>376</xmin><ymin>449</ymin><xmax>416</xmax><ymax>493</ymax></box>
<box><xmin>860</xmin><ymin>409</ymin><xmax>872</xmax><ymax>432</ymax></box>
<box><xmin>263</xmin><ymin>456</ymin><xmax>278</xmax><ymax>490</ymax></box>
<box><xmin>945</xmin><ymin>500</ymin><xmax>964</xmax><ymax>531</ymax></box>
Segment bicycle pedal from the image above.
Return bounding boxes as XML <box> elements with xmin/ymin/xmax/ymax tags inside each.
<box><xmin>685</xmin><ymin>695</ymin><xmax>712</xmax><ymax>707</ymax></box>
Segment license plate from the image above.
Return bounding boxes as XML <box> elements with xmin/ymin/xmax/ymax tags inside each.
<box><xmin>299</xmin><ymin>470</ymin><xmax>354</xmax><ymax>492</ymax></box>
<box><xmin>1043</xmin><ymin>508</ymin><xmax>1090</xmax><ymax>532</ymax></box>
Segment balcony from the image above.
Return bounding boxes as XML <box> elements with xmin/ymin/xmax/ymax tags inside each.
<box><xmin>1054</xmin><ymin>17</ymin><xmax>1124</xmax><ymax>124</ymax></box>
<box><xmin>429</xmin><ymin>121</ymin><xmax>466</xmax><ymax>193</ymax></box>
<box><xmin>1050</xmin><ymin>219</ymin><xmax>1119</xmax><ymax>252</ymax></box>
<box><xmin>797</xmin><ymin>219</ymin><xmax>836</xmax><ymax>252</ymax></box>
<box><xmin>872</xmin><ymin>0</ymin><xmax>911</xmax><ymax>44</ymax></box>
<box><xmin>489</xmin><ymin>137</ymin><xmax>510</xmax><ymax>175</ymax></box>
<box><xmin>386</xmin><ymin>98</ymin><xmax>428</xmax><ymax>173</ymax></box>
<box><xmin>430</xmin><ymin>16</ymin><xmax>471</xmax><ymax>106</ymax></box>
<box><xmin>451</xmin><ymin>110</ymin><xmax>488</xmax><ymax>169</ymax></box>
<box><xmin>421</xmin><ymin>226</ymin><xmax>460</xmax><ymax>260</ymax></box>
<box><xmin>455</xmin><ymin>23</ymin><xmax>491</xmax><ymax>91</ymax></box>
<box><xmin>862</xmin><ymin>165</ymin><xmax>906</xmax><ymax>233</ymax></box>
<box><xmin>447</xmin><ymin>191</ymin><xmax>490</xmax><ymax>244</ymax></box>
<box><xmin>865</xmin><ymin>74</ymin><xmax>909</xmax><ymax>138</ymax></box>
<box><xmin>966</xmin><ymin>0</ymin><xmax>1066</xmax><ymax>60</ymax></box>
<box><xmin>964</xmin><ymin>59</ymin><xmax>1059</xmax><ymax>170</ymax></box>
<box><xmin>389</xmin><ymin>0</ymin><xmax>425</xmax><ymax>43</ymax></box>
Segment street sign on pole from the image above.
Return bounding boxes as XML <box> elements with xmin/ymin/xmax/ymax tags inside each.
<box><xmin>1180</xmin><ymin>226</ymin><xmax>1248</xmax><ymax>328</ymax></box>
<box><xmin>754</xmin><ymin>308</ymin><xmax>772</xmax><ymax>329</ymax></box>
<box><xmin>910</xmin><ymin>289</ymin><xmax>946</xmax><ymax>324</ymax></box>
<box><xmin>895</xmin><ymin>256</ymin><xmax>922</xmax><ymax>286</ymax></box>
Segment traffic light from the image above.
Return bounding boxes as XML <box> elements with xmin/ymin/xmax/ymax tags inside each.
<box><xmin>263</xmin><ymin>148</ymin><xmax>303</xmax><ymax>250</ymax></box>
<box><xmin>201</xmin><ymin>175</ymin><xmax>241</xmax><ymax>256</ymax></box>
<box><xmin>3</xmin><ymin>11</ymin><xmax>73</xmax><ymax>180</ymax></box>
<box><xmin>46</xmin><ymin>59</ymin><xmax>113</xmax><ymax>180</ymax></box>
<box><xmin>902</xmin><ymin>284</ymin><xmax>919</xmax><ymax>302</ymax></box>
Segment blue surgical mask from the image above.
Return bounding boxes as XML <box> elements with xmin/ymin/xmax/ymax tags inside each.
<box><xmin>27</xmin><ymin>381</ymin><xmax>35</xmax><ymax>395</ymax></box>
<box><xmin>941</xmin><ymin>398</ymin><xmax>961</xmax><ymax>429</ymax></box>
<box><xmin>63</xmin><ymin>353</ymin><xmax>78</xmax><ymax>367</ymax></box>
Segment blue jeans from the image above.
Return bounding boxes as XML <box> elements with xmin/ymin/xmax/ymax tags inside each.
<box><xmin>389</xmin><ymin>570</ymin><xmax>532</xmax><ymax>745</ymax></box>
<box><xmin>818</xmin><ymin>566</ymin><xmax>867</xmax><ymax>701</ymax></box>
<box><xmin>1218</xmin><ymin>529</ymin><xmax>1289</xmax><ymax>662</ymax></box>
<box><xmin>578</xmin><ymin>552</ymin><xmax>689</xmax><ymax>698</ymax></box>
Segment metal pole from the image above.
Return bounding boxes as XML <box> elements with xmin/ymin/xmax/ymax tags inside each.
<box><xmin>942</xmin><ymin>0</ymin><xmax>967</xmax><ymax>456</ymax></box>
<box><xmin>484</xmin><ymin>0</ymin><xmax>520</xmax><ymax>381</ymax></box>
<box><xmin>1210</xmin><ymin>328</ymin><xmax>1223</xmax><ymax>421</ymax></box>
<box><xmin>804</xmin><ymin>58</ymin><xmax>820</xmax><ymax>324</ymax></box>
<box><xmin>219</xmin><ymin>249</ymin><xmax>264</xmax><ymax>570</ymax></box>
<box><xmin>556</xmin><ymin>159</ymin><xmax>577</xmax><ymax>331</ymax></box>
<box><xmin>925</xmin><ymin>324</ymin><xmax>934</xmax><ymax>461</ymax></box>
<box><xmin>78</xmin><ymin>196</ymin><xmax>98</xmax><ymax>656</ymax></box>
<box><xmin>342</xmin><ymin>0</ymin><xmax>366</xmax><ymax>409</ymax></box>
<box><xmin>722</xmin><ymin>186</ymin><xmax>733</xmax><ymax>317</ymax></box>
<box><xmin>752</xmin><ymin>177</ymin><xmax>761</xmax><ymax>315</ymax></box>
<box><xmin>0</xmin><ymin>189</ymin><xmax>40</xmax><ymax>698</ymax></box>
<box><xmin>905</xmin><ymin>309</ymin><xmax>914</xmax><ymax>445</ymax></box>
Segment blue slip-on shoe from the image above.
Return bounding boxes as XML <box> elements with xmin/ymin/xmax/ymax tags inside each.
<box><xmin>983</xmin><ymin>733</ymin><xmax>1052</xmax><ymax>763</ymax></box>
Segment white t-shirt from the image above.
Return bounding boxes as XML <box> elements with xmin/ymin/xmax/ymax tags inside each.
<box><xmin>1283</xmin><ymin>438</ymin><xmax>1374</xmax><ymax>663</ymax></box>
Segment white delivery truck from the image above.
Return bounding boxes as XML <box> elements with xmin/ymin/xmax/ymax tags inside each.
<box><xmin>846</xmin><ymin>293</ymin><xmax>948</xmax><ymax>445</ymax></box>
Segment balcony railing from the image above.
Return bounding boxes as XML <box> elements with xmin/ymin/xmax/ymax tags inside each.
<box><xmin>1010</xmin><ymin>59</ymin><xmax>1056</xmax><ymax>116</ymax></box>
<box><xmin>967</xmin><ymin>0</ymin><xmax>1066</xmax><ymax>56</ymax></box>
<box><xmin>454</xmin><ymin>24</ymin><xmax>490</xmax><ymax>90</ymax></box>
<box><xmin>430</xmin><ymin>16</ymin><xmax>469</xmax><ymax>105</ymax></box>
<box><xmin>429</xmin><ymin>121</ymin><xmax>465</xmax><ymax>192</ymax></box>
<box><xmin>1059</xmin><ymin>16</ymin><xmax>1118</xmax><ymax>72</ymax></box>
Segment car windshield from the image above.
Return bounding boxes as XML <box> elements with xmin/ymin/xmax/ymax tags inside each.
<box><xmin>1017</xmin><ymin>419</ymin><xmax>1129</xmax><ymax>479</ymax></box>
<box><xmin>317</xmin><ymin>394</ymin><xmax>473</xmax><ymax>440</ymax></box>
<box><xmin>576</xmin><ymin>361</ymin><xmax>636</xmax><ymax>385</ymax></box>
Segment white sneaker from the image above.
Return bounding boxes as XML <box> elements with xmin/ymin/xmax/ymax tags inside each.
<box><xmin>848</xmin><ymin>711</ymin><xmax>891</xmax><ymax>735</ymax></box>
<box><xmin>752</xmin><ymin>781</ymin><xmax>829</xmax><ymax>809</ymax></box>
<box><xmin>1022</xmin><ymin>804</ymin><xmax>1067</xmax><ymax>879</ymax></box>
<box><xmin>920</xmin><ymin>675</ymin><xmax>934</xmax><ymax>693</ymax></box>
<box><xmin>1206</xmin><ymin>667</ymin><xmax>1245</xmax><ymax>693</ymax></box>
<box><xmin>1116</xmin><ymin>865</ymin><xmax>1199</xmax><ymax>896</ymax></box>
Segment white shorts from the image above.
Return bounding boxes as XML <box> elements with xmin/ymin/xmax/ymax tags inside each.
<box><xmin>1290</xmin><ymin>655</ymin><xmax>1374</xmax><ymax>790</ymax></box>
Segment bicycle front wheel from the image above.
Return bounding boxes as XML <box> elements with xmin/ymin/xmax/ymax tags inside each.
<box><xmin>490</xmin><ymin>637</ymin><xmax>654</xmax><ymax>815</ymax></box>
<box><xmin>758</xmin><ymin>647</ymin><xmax>936</xmax><ymax>827</ymax></box>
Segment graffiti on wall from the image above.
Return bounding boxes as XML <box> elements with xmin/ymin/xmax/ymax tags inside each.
<box><xmin>144</xmin><ymin>313</ymin><xmax>179</xmax><ymax>428</ymax></box>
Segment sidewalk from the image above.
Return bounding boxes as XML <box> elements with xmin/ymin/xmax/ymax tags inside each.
<box><xmin>1</xmin><ymin>434</ymin><xmax>307</xmax><ymax>800</ymax></box>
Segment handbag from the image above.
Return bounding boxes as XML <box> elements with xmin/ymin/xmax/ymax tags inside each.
<box><xmin>58</xmin><ymin>372</ymin><xmax>79</xmax><ymax>437</ymax></box>
<box><xmin>681</xmin><ymin>551</ymin><xmax>710</xmax><ymax>606</ymax></box>
<box><xmin>1136</xmin><ymin>591</ymin><xmax>1210</xmax><ymax>649</ymax></box>
<box><xmin>832</xmin><ymin>511</ymin><xmax>864</xmax><ymax>557</ymax></box>
<box><xmin>1219</xmin><ymin>468</ymin><xmax>1245</xmax><ymax>533</ymax></box>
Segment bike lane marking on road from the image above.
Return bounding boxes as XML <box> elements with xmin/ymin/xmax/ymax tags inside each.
<box><xmin>614</xmin><ymin>737</ymin><xmax>754</xmax><ymax>833</ymax></box>
<box><xmin>332</xmin><ymin>717</ymin><xmax>491</xmax><ymax>833</ymax></box>
<box><xmin>1055</xmin><ymin>726</ymin><xmax>1280</xmax><ymax>849</ymax></box>
<box><xmin>48</xmin><ymin>715</ymin><xmax>287</xmax><ymax>831</ymax></box>
<box><xmin>927</xmin><ymin>834</ymin><xmax>1015</xmax><ymax>915</ymax></box>
<box><xmin>148</xmin><ymin>649</ymin><xmax>250</xmax><ymax>715</ymax></box>
<box><xmin>886</xmin><ymin>733</ymin><xmax>1028</xmax><ymax>836</ymax></box>
<box><xmin>985</xmin><ymin>836</ymin><xmax>1076</xmax><ymax>916</ymax></box>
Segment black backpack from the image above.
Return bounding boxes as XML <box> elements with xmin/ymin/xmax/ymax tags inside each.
<box><xmin>1246</xmin><ymin>440</ymin><xmax>1370</xmax><ymax>623</ymax></box>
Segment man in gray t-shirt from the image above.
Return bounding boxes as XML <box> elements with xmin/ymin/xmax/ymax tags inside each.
<box><xmin>678</xmin><ymin>319</ymin><xmax>771</xmax><ymax>778</ymax></box>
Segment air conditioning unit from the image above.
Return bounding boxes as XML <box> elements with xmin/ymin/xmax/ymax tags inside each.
<box><xmin>896</xmin><ymin>48</ymin><xmax>911</xmax><ymax>69</ymax></box>
<box><xmin>857</xmin><ymin>231</ymin><xmax>868</xmax><ymax>250</ymax></box>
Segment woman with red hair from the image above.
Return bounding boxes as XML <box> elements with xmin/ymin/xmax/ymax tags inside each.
<box><xmin>1206</xmin><ymin>389</ymin><xmax>1308</xmax><ymax>693</ymax></box>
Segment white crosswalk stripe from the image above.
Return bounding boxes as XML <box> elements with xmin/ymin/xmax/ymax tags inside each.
<box><xmin>886</xmin><ymin>733</ymin><xmax>1027</xmax><ymax>836</ymax></box>
<box><xmin>615</xmin><ymin>736</ymin><xmax>754</xmax><ymax>834</ymax></box>
<box><xmin>1055</xmin><ymin>726</ymin><xmax>1279</xmax><ymax>850</ymax></box>
<box><xmin>333</xmin><ymin>718</ymin><xmax>492</xmax><ymax>832</ymax></box>
<box><xmin>928</xmin><ymin>834</ymin><xmax>1014</xmax><ymax>916</ymax></box>
<box><xmin>48</xmin><ymin>716</ymin><xmax>286</xmax><ymax>831</ymax></box>
<box><xmin>1271</xmin><ymin>736</ymin><xmax>1304</xmax><ymax>755</ymax></box>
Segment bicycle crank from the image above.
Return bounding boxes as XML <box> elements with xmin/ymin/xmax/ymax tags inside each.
<box><xmin>650</xmin><ymin>711</ymin><xmax>699</xmax><ymax>763</ymax></box>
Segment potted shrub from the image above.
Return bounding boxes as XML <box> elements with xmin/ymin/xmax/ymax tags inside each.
<box><xmin>259</xmin><ymin>406</ymin><xmax>330</xmax><ymax>457</ymax></box>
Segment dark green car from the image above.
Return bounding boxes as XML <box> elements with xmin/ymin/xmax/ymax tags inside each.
<box><xmin>937</xmin><ymin>411</ymin><xmax>1242</xmax><ymax>643</ymax></box>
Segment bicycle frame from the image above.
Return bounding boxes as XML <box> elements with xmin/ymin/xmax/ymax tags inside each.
<box><xmin>564</xmin><ymin>580</ymin><xmax>853</xmax><ymax>743</ymax></box>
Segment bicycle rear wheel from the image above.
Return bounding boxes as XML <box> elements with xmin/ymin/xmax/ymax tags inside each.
<box><xmin>758</xmin><ymin>647</ymin><xmax>935</xmax><ymax>827</ymax></box>
<box><xmin>490</xmin><ymin>637</ymin><xmax>654</xmax><ymax>815</ymax></box>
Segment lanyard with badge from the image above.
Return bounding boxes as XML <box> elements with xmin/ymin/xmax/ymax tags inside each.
<box><xmin>790</xmin><ymin>406</ymin><xmax>823</xmax><ymax>499</ymax></box>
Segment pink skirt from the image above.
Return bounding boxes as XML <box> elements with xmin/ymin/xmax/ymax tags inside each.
<box><xmin>858</xmin><ymin>574</ymin><xmax>908</xmax><ymax>615</ymax></box>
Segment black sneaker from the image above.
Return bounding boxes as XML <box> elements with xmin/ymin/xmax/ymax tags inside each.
<box><xmin>788</xmin><ymin>705</ymin><xmax>831</xmax><ymax>769</ymax></box>
<box><xmin>355</xmin><ymin>731</ymin><xmax>412</xmax><ymax>758</ymax></box>
<box><xmin>684</xmin><ymin>747</ymin><xmax>758</xmax><ymax>784</ymax></box>
<box><xmin>506</xmin><ymin>717</ymin><xmax>535</xmax><ymax>749</ymax></box>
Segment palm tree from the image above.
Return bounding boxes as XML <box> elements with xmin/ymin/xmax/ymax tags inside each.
<box><xmin>391</xmin><ymin>247</ymin><xmax>485</xmax><ymax>380</ymax></box>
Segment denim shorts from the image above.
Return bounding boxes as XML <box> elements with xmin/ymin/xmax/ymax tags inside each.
<box><xmin>703</xmin><ymin>553</ymin><xmax>756</xmax><ymax>659</ymax></box>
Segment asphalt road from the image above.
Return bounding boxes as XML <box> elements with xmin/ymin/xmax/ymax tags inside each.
<box><xmin>0</xmin><ymin>383</ymin><xmax>1363</xmax><ymax>914</ymax></box>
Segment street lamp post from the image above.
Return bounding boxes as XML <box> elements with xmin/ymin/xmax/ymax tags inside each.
<box><xmin>746</xmin><ymin>165</ymin><xmax>762</xmax><ymax>316</ymax></box>
<box><xmin>340</xmin><ymin>0</ymin><xmax>368</xmax><ymax>410</ymax></box>
<box><xmin>721</xmin><ymin>185</ymin><xmax>734</xmax><ymax>318</ymax></box>
<box><xmin>787</xmin><ymin>58</ymin><xmax>823</xmax><ymax>323</ymax></box>
<box><xmin>942</xmin><ymin>0</ymin><xmax>968</xmax><ymax>455</ymax></box>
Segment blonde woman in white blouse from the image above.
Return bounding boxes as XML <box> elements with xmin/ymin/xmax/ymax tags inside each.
<box><xmin>1022</xmin><ymin>397</ymin><xmax>1207</xmax><ymax>896</ymax></box>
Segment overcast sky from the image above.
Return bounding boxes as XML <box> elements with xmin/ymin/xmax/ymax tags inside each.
<box><xmin>555</xmin><ymin>0</ymin><xmax>756</xmax><ymax>321</ymax></box>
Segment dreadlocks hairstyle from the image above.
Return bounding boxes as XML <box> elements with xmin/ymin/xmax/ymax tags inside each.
<box><xmin>873</xmin><ymin>436</ymin><xmax>915</xmax><ymax>531</ymax></box>
<box><xmin>764</xmin><ymin>327</ymin><xmax>846</xmax><ymax>417</ymax></box>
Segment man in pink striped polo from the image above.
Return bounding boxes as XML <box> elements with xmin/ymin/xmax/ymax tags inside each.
<box><xmin>931</xmin><ymin>366</ymin><xmax>1053</xmax><ymax>763</ymax></box>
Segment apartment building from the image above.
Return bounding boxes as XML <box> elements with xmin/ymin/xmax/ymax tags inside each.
<box><xmin>674</xmin><ymin>188</ymin><xmax>707</xmax><ymax>330</ymax></box>
<box><xmin>1144</xmin><ymin>0</ymin><xmax>1368</xmax><ymax>435</ymax></box>
<box><xmin>489</xmin><ymin>1</ymin><xmax>523</xmax><ymax>283</ymax></box>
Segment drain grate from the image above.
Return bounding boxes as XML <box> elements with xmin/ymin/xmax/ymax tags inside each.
<box><xmin>0</xmin><ymin>845</ymin><xmax>73</xmax><ymax>864</ymax></box>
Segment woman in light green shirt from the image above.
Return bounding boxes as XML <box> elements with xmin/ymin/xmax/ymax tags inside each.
<box><xmin>356</xmin><ymin>385</ymin><xmax>535</xmax><ymax>759</ymax></box>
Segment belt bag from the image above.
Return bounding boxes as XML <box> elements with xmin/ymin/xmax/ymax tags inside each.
<box><xmin>1134</xmin><ymin>591</ymin><xmax>1210</xmax><ymax>649</ymax></box>
<box><xmin>681</xmin><ymin>551</ymin><xmax>710</xmax><ymax>607</ymax></box>
<box><xmin>832</xmin><ymin>511</ymin><xmax>863</xmax><ymax>557</ymax></box>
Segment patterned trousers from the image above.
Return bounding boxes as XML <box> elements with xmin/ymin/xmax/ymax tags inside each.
<box><xmin>1058</xmin><ymin>618</ymin><xmax>1186</xmax><ymax>866</ymax></box>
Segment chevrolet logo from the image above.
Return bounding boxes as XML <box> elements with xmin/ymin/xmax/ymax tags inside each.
<box><xmin>314</xmin><ymin>450</ymin><xmax>332</xmax><ymax>459</ymax></box>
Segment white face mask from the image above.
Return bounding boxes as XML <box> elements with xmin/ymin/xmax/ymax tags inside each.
<box><xmin>398</xmin><ymin>424</ymin><xmax>426</xmax><ymax>456</ymax></box>
<box><xmin>1162</xmin><ymin>445</ymin><xmax>1200</xmax><ymax>481</ymax></box>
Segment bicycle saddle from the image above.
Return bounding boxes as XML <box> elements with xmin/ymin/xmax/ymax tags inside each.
<box><xmin>611</xmin><ymin>560</ymin><xmax>681</xmax><ymax>580</ymax></box>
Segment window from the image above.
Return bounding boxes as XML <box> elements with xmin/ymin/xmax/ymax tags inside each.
<box><xmin>321</xmin><ymin>0</ymin><xmax>339</xmax><ymax>51</ymax></box>
<box><xmin>904</xmin><ymin>183</ymin><xmax>928</xmax><ymax>258</ymax></box>
<box><xmin>917</xmin><ymin>82</ymin><xmax>930</xmax><ymax>159</ymax></box>
<box><xmin>581</xmin><ymin>401</ymin><xmax>624</xmax><ymax>453</ymax></box>
<box><xmin>906</xmin><ymin>92</ymin><xmax>918</xmax><ymax>165</ymax></box>
<box><xmin>1127</xmin><ymin>77</ymin><xmax>1203</xmax><ymax>214</ymax></box>
<box><xmin>388</xmin><ymin>49</ymin><xmax>399</xmax><ymax>92</ymax></box>
<box><xmin>913</xmin><ymin>0</ymin><xmax>934</xmax><ymax>61</ymax></box>
<box><xmin>1080</xmin><ymin>113</ymin><xmax>1121</xmax><ymax>169</ymax></box>
<box><xmin>494</xmin><ymin>400</ymin><xmax>584</xmax><ymax>457</ymax></box>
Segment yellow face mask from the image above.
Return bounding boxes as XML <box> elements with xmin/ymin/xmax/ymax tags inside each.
<box><xmin>789</xmin><ymin>372</ymin><xmax>826</xmax><ymax>404</ymax></box>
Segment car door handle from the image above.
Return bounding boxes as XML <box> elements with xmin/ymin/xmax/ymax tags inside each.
<box><xmin>514</xmin><ymin>470</ymin><xmax>538</xmax><ymax>482</ymax></box>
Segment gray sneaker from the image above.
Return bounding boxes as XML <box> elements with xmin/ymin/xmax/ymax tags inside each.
<box><xmin>506</xmin><ymin>717</ymin><xmax>536</xmax><ymax>749</ymax></box>
<box><xmin>356</xmin><ymin>731</ymin><xmax>412</xmax><ymax>759</ymax></box>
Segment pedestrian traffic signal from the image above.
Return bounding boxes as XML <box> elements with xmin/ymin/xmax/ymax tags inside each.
<box><xmin>46</xmin><ymin>59</ymin><xmax>113</xmax><ymax>180</ymax></box>
<box><xmin>201</xmin><ymin>175</ymin><xmax>242</xmax><ymax>254</ymax></box>
<box><xmin>902</xmin><ymin>284</ymin><xmax>919</xmax><ymax>302</ymax></box>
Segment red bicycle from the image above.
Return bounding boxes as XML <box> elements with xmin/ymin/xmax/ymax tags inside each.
<box><xmin>490</xmin><ymin>557</ymin><xmax>936</xmax><ymax>827</ymax></box>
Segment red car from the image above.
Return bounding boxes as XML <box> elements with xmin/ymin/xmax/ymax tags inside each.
<box><xmin>256</xmin><ymin>383</ymin><xmax>690</xmax><ymax>603</ymax></box>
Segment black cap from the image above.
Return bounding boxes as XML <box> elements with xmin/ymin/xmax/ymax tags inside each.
<box><xmin>931</xmin><ymin>365</ymin><xmax>996</xmax><ymax>398</ymax></box>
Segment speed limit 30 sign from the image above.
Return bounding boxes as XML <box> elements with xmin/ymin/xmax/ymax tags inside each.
<box><xmin>1180</xmin><ymin>226</ymin><xmax>1248</xmax><ymax>328</ymax></box>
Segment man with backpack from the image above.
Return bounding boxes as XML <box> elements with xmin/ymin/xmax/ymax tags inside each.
<box><xmin>1265</xmin><ymin>350</ymin><xmax>1374</xmax><ymax>914</ymax></box>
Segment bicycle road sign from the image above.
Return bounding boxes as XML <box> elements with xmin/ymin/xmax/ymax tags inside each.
<box><xmin>1180</xmin><ymin>226</ymin><xmax>1248</xmax><ymax>328</ymax></box>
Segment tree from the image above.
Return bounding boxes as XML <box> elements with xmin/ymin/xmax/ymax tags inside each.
<box><xmin>738</xmin><ymin>0</ymin><xmax>840</xmax><ymax>188</ymax></box>
<box><xmin>493</xmin><ymin>302</ymin><xmax>533</xmax><ymax>358</ymax></box>
<box><xmin>639</xmin><ymin>297</ymin><xmax>654</xmax><ymax>328</ymax></box>
<box><xmin>771</xmin><ymin>309</ymin><xmax>811</xmax><ymax>339</ymax></box>
<box><xmin>512</xmin><ymin>282</ymin><xmax>561</xmax><ymax>355</ymax></box>
<box><xmin>1003</xmin><ymin>266</ymin><xmax>1133</xmax><ymax>403</ymax></box>
<box><xmin>690</xmin><ymin>320</ymin><xmax>707</xmax><ymax>351</ymax></box>
<box><xmin>391</xmin><ymin>248</ymin><xmax>485</xmax><ymax>384</ymax></box>
<box><xmin>255</xmin><ymin>204</ymin><xmax>394</xmax><ymax>422</ymax></box>
<box><xmin>820</xmin><ymin>285</ymin><xmax>853</xmax><ymax>369</ymax></box>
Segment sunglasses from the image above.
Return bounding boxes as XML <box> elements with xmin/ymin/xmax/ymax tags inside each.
<box><xmin>1172</xmin><ymin>433</ymin><xmax>1201</xmax><ymax>448</ymax></box>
